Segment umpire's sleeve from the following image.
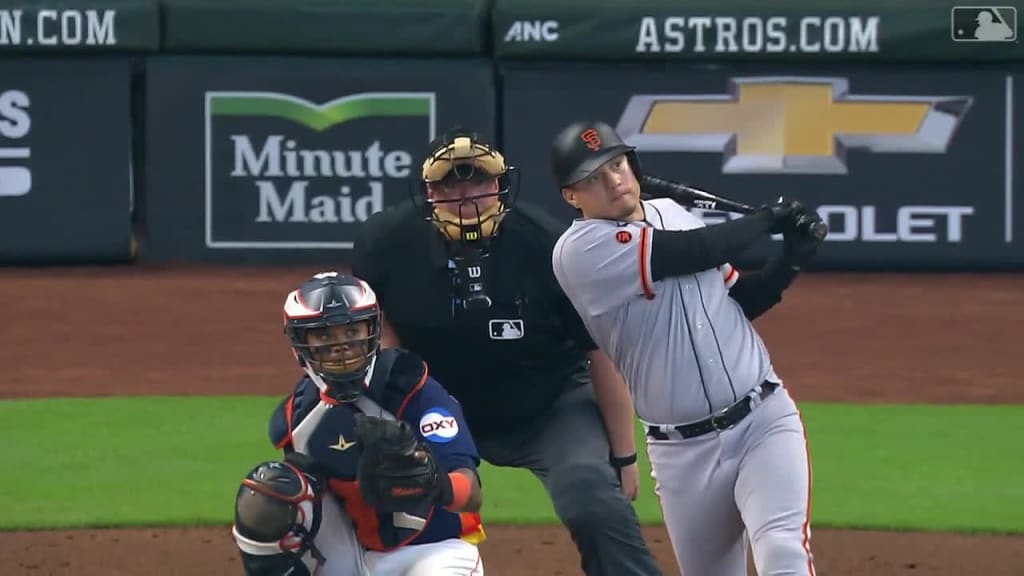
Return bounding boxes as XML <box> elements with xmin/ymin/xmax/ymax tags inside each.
<box><xmin>351</xmin><ymin>214</ymin><xmax>383</xmax><ymax>289</ymax></box>
<box><xmin>556</xmin><ymin>289</ymin><xmax>598</xmax><ymax>351</ymax></box>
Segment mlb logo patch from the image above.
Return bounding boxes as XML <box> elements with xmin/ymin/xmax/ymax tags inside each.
<box><xmin>489</xmin><ymin>319</ymin><xmax>524</xmax><ymax>340</ymax></box>
<box><xmin>951</xmin><ymin>6</ymin><xmax>1017</xmax><ymax>41</ymax></box>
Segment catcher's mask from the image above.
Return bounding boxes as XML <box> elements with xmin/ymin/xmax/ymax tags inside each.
<box><xmin>283</xmin><ymin>272</ymin><xmax>381</xmax><ymax>403</ymax></box>
<box><xmin>416</xmin><ymin>128</ymin><xmax>517</xmax><ymax>250</ymax></box>
<box><xmin>551</xmin><ymin>120</ymin><xmax>643</xmax><ymax>188</ymax></box>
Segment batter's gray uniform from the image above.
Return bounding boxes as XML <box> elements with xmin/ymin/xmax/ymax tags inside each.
<box><xmin>553</xmin><ymin>197</ymin><xmax>815</xmax><ymax>576</ymax></box>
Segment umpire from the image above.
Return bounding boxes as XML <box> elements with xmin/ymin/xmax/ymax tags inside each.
<box><xmin>351</xmin><ymin>127</ymin><xmax>661</xmax><ymax>576</ymax></box>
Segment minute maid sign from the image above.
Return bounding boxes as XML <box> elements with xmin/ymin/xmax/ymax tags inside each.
<box><xmin>204</xmin><ymin>91</ymin><xmax>436</xmax><ymax>249</ymax></box>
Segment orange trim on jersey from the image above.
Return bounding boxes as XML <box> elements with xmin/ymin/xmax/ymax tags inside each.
<box><xmin>274</xmin><ymin>396</ymin><xmax>296</xmax><ymax>450</ymax></box>
<box><xmin>395</xmin><ymin>361</ymin><xmax>429</xmax><ymax>419</ymax></box>
<box><xmin>470</xmin><ymin>549</ymin><xmax>483</xmax><ymax>574</ymax></box>
<box><xmin>792</xmin><ymin>393</ymin><xmax>817</xmax><ymax>576</ymax></box>
<box><xmin>458</xmin><ymin>512</ymin><xmax>486</xmax><ymax>545</ymax></box>
<box><xmin>638</xmin><ymin>226</ymin><xmax>654</xmax><ymax>300</ymax></box>
<box><xmin>725</xmin><ymin>266</ymin><xmax>738</xmax><ymax>286</ymax></box>
<box><xmin>318</xmin><ymin>389</ymin><xmax>341</xmax><ymax>406</ymax></box>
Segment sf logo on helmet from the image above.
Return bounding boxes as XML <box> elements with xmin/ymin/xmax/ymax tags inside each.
<box><xmin>580</xmin><ymin>128</ymin><xmax>602</xmax><ymax>151</ymax></box>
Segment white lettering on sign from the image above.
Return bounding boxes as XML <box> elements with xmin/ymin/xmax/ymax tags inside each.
<box><xmin>690</xmin><ymin>205</ymin><xmax>975</xmax><ymax>243</ymax></box>
<box><xmin>0</xmin><ymin>89</ymin><xmax>31</xmax><ymax>197</ymax></box>
<box><xmin>636</xmin><ymin>15</ymin><xmax>879</xmax><ymax>54</ymax></box>
<box><xmin>254</xmin><ymin>180</ymin><xmax>384</xmax><ymax>224</ymax></box>
<box><xmin>0</xmin><ymin>9</ymin><xmax>116</xmax><ymax>46</ymax></box>
<box><xmin>817</xmin><ymin>205</ymin><xmax>974</xmax><ymax>242</ymax></box>
<box><xmin>504</xmin><ymin>20</ymin><xmax>560</xmax><ymax>42</ymax></box>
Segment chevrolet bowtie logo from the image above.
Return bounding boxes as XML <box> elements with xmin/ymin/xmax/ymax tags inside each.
<box><xmin>616</xmin><ymin>77</ymin><xmax>973</xmax><ymax>175</ymax></box>
<box><xmin>329</xmin><ymin>434</ymin><xmax>357</xmax><ymax>451</ymax></box>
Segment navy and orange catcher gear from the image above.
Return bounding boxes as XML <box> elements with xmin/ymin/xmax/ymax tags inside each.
<box><xmin>282</xmin><ymin>272</ymin><xmax>381</xmax><ymax>402</ymax></box>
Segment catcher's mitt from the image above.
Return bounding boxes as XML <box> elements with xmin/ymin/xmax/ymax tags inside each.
<box><xmin>354</xmin><ymin>414</ymin><xmax>442</xmax><ymax>513</ymax></box>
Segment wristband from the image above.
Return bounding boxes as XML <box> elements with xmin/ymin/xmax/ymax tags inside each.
<box><xmin>442</xmin><ymin>472</ymin><xmax>472</xmax><ymax>511</ymax></box>
<box><xmin>609</xmin><ymin>452</ymin><xmax>637</xmax><ymax>469</ymax></box>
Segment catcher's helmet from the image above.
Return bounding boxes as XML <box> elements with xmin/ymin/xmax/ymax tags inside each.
<box><xmin>417</xmin><ymin>127</ymin><xmax>517</xmax><ymax>245</ymax></box>
<box><xmin>282</xmin><ymin>272</ymin><xmax>381</xmax><ymax>403</ymax></box>
<box><xmin>551</xmin><ymin>120</ymin><xmax>642</xmax><ymax>187</ymax></box>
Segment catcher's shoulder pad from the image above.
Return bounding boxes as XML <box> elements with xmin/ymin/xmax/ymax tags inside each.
<box><xmin>367</xmin><ymin>348</ymin><xmax>429</xmax><ymax>416</ymax></box>
<box><xmin>269</xmin><ymin>378</ymin><xmax>321</xmax><ymax>449</ymax></box>
<box><xmin>268</xmin><ymin>396</ymin><xmax>293</xmax><ymax>449</ymax></box>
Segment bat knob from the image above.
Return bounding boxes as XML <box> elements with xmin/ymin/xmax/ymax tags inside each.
<box><xmin>805</xmin><ymin>219</ymin><xmax>829</xmax><ymax>241</ymax></box>
<box><xmin>792</xmin><ymin>212</ymin><xmax>829</xmax><ymax>241</ymax></box>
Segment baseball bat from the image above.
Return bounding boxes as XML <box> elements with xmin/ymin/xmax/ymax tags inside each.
<box><xmin>639</xmin><ymin>175</ymin><xmax>829</xmax><ymax>241</ymax></box>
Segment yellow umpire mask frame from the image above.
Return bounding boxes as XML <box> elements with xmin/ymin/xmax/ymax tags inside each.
<box><xmin>421</xmin><ymin>135</ymin><xmax>510</xmax><ymax>242</ymax></box>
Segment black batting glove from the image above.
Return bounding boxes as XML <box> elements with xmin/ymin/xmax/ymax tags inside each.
<box><xmin>782</xmin><ymin>211</ymin><xmax>826</xmax><ymax>268</ymax></box>
<box><xmin>761</xmin><ymin>197</ymin><xmax>806</xmax><ymax>235</ymax></box>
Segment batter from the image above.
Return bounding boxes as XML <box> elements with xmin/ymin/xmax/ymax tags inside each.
<box><xmin>549</xmin><ymin>121</ymin><xmax>825</xmax><ymax>576</ymax></box>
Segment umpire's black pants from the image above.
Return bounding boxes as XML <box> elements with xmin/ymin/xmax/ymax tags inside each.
<box><xmin>475</xmin><ymin>383</ymin><xmax>662</xmax><ymax>576</ymax></box>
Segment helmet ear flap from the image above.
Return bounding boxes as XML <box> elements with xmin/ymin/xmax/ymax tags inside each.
<box><xmin>285</xmin><ymin>326</ymin><xmax>308</xmax><ymax>367</ymax></box>
<box><xmin>626</xmin><ymin>150</ymin><xmax>643</xmax><ymax>181</ymax></box>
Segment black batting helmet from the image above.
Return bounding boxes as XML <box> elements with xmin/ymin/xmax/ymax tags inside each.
<box><xmin>550</xmin><ymin>120</ymin><xmax>642</xmax><ymax>187</ymax></box>
<box><xmin>282</xmin><ymin>272</ymin><xmax>381</xmax><ymax>403</ymax></box>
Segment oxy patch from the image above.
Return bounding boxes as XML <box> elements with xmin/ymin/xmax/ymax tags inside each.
<box><xmin>418</xmin><ymin>408</ymin><xmax>459</xmax><ymax>443</ymax></box>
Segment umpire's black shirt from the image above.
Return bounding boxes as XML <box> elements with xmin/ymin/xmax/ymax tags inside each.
<box><xmin>352</xmin><ymin>200</ymin><xmax>597</xmax><ymax>437</ymax></box>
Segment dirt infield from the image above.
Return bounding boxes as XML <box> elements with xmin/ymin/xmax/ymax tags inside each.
<box><xmin>2</xmin><ymin>265</ymin><xmax>1023</xmax><ymax>575</ymax></box>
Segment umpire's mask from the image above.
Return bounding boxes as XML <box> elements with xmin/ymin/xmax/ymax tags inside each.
<box><xmin>418</xmin><ymin>129</ymin><xmax>516</xmax><ymax>249</ymax></box>
<box><xmin>416</xmin><ymin>129</ymin><xmax>517</xmax><ymax>312</ymax></box>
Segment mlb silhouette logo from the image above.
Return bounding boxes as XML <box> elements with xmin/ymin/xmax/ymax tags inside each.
<box><xmin>488</xmin><ymin>319</ymin><xmax>525</xmax><ymax>340</ymax></box>
<box><xmin>951</xmin><ymin>6</ymin><xmax>1017</xmax><ymax>42</ymax></box>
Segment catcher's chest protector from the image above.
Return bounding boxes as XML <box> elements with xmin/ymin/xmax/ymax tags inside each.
<box><xmin>275</xmin><ymin>348</ymin><xmax>441</xmax><ymax>550</ymax></box>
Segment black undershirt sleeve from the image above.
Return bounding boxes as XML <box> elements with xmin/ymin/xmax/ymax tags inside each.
<box><xmin>726</xmin><ymin>255</ymin><xmax>800</xmax><ymax>320</ymax></box>
<box><xmin>649</xmin><ymin>209</ymin><xmax>800</xmax><ymax>320</ymax></box>
<box><xmin>649</xmin><ymin>209</ymin><xmax>775</xmax><ymax>281</ymax></box>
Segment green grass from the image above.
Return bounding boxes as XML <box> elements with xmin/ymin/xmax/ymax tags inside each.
<box><xmin>801</xmin><ymin>404</ymin><xmax>1024</xmax><ymax>534</ymax></box>
<box><xmin>0</xmin><ymin>396</ymin><xmax>282</xmax><ymax>529</ymax></box>
<box><xmin>1</xmin><ymin>398</ymin><xmax>1022</xmax><ymax>534</ymax></box>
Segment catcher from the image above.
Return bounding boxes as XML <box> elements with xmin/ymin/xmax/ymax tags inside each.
<box><xmin>231</xmin><ymin>271</ymin><xmax>485</xmax><ymax>576</ymax></box>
